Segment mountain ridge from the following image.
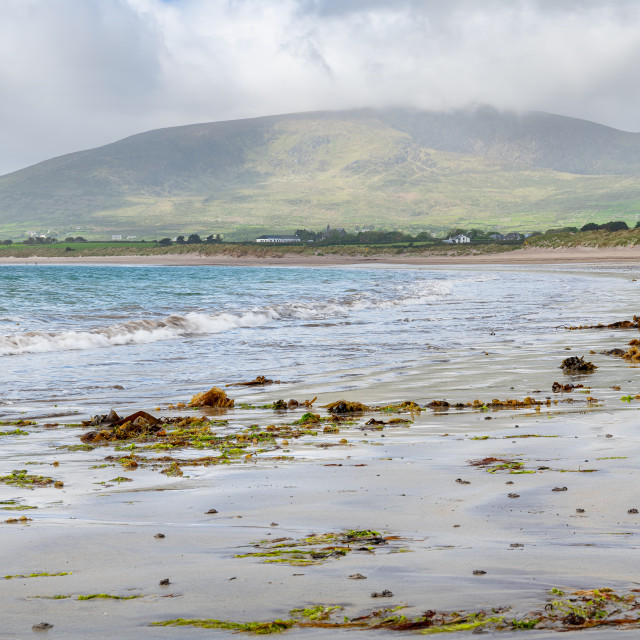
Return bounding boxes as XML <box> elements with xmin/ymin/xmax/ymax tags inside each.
<box><xmin>1</xmin><ymin>107</ymin><xmax>640</xmax><ymax>239</ymax></box>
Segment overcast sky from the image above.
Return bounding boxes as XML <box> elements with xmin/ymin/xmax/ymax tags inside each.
<box><xmin>1</xmin><ymin>0</ymin><xmax>640</xmax><ymax>174</ymax></box>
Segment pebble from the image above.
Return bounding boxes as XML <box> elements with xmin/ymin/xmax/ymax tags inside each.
<box><xmin>628</xmin><ymin>508</ymin><xmax>639</xmax><ymax>514</ymax></box>
<box><xmin>32</xmin><ymin>622</ymin><xmax>53</xmax><ymax>631</ymax></box>
<box><xmin>371</xmin><ymin>589</ymin><xmax>393</xmax><ymax>597</ymax></box>
<box><xmin>473</xmin><ymin>570</ymin><xmax>486</xmax><ymax>575</ymax></box>
<box><xmin>576</xmin><ymin>508</ymin><xmax>585</xmax><ymax>513</ymax></box>
<box><xmin>154</xmin><ymin>533</ymin><xmax>165</xmax><ymax>539</ymax></box>
<box><xmin>349</xmin><ymin>573</ymin><xmax>367</xmax><ymax>579</ymax></box>
<box><xmin>206</xmin><ymin>508</ymin><xmax>218</xmax><ymax>514</ymax></box>
<box><xmin>508</xmin><ymin>493</ymin><xmax>520</xmax><ymax>498</ymax></box>
<box><xmin>552</xmin><ymin>487</ymin><xmax>568</xmax><ymax>492</ymax></box>
<box><xmin>455</xmin><ymin>478</ymin><xmax>471</xmax><ymax>485</ymax></box>
<box><xmin>159</xmin><ymin>578</ymin><xmax>170</xmax><ymax>586</ymax></box>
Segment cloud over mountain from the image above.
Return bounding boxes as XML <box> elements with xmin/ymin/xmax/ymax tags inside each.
<box><xmin>2</xmin><ymin>0</ymin><xmax>640</xmax><ymax>174</ymax></box>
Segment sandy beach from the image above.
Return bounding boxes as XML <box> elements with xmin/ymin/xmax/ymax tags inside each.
<box><xmin>2</xmin><ymin>244</ymin><xmax>640</xmax><ymax>267</ymax></box>
<box><xmin>3</xmin><ymin>261</ymin><xmax>640</xmax><ymax>637</ymax></box>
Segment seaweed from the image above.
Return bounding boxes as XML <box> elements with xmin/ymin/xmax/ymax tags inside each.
<box><xmin>227</xmin><ymin>376</ymin><xmax>281</xmax><ymax>387</ymax></box>
<box><xmin>565</xmin><ymin>316</ymin><xmax>640</xmax><ymax>330</ymax></box>
<box><xmin>4</xmin><ymin>571</ymin><xmax>71</xmax><ymax>579</ymax></box>
<box><xmin>324</xmin><ymin>400</ymin><xmax>370</xmax><ymax>413</ymax></box>
<box><xmin>151</xmin><ymin>618</ymin><xmax>294</xmax><ymax>633</ymax></box>
<box><xmin>149</xmin><ymin>586</ymin><xmax>640</xmax><ymax>634</ymax></box>
<box><xmin>0</xmin><ymin>428</ymin><xmax>29</xmax><ymax>436</ymax></box>
<box><xmin>189</xmin><ymin>387</ymin><xmax>235</xmax><ymax>408</ymax></box>
<box><xmin>235</xmin><ymin>529</ymin><xmax>396</xmax><ymax>566</ymax></box>
<box><xmin>552</xmin><ymin>381</ymin><xmax>583</xmax><ymax>393</ymax></box>
<box><xmin>427</xmin><ymin>400</ymin><xmax>450</xmax><ymax>410</ymax></box>
<box><xmin>77</xmin><ymin>593</ymin><xmax>142</xmax><ymax>600</ymax></box>
<box><xmin>560</xmin><ymin>356</ymin><xmax>597</xmax><ymax>374</ymax></box>
<box><xmin>0</xmin><ymin>470</ymin><xmax>61</xmax><ymax>489</ymax></box>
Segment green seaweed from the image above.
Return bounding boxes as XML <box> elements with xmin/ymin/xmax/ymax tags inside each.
<box><xmin>4</xmin><ymin>571</ymin><xmax>71</xmax><ymax>579</ymax></box>
<box><xmin>77</xmin><ymin>593</ymin><xmax>142</xmax><ymax>600</ymax></box>
<box><xmin>0</xmin><ymin>470</ymin><xmax>59</xmax><ymax>489</ymax></box>
<box><xmin>0</xmin><ymin>428</ymin><xmax>29</xmax><ymax>436</ymax></box>
<box><xmin>151</xmin><ymin>618</ymin><xmax>294</xmax><ymax>633</ymax></box>
<box><xmin>289</xmin><ymin>605</ymin><xmax>342</xmax><ymax>621</ymax></box>
<box><xmin>2</xmin><ymin>504</ymin><xmax>38</xmax><ymax>511</ymax></box>
<box><xmin>511</xmin><ymin>618</ymin><xmax>539</xmax><ymax>629</ymax></box>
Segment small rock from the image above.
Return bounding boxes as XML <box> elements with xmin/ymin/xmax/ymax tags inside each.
<box><xmin>605</xmin><ymin>434</ymin><xmax>613</xmax><ymax>438</ymax></box>
<box><xmin>472</xmin><ymin>570</ymin><xmax>486</xmax><ymax>575</ymax></box>
<box><xmin>349</xmin><ymin>573</ymin><xmax>367</xmax><ymax>579</ymax></box>
<box><xmin>552</xmin><ymin>487</ymin><xmax>568</xmax><ymax>492</ymax></box>
<box><xmin>371</xmin><ymin>589</ymin><xmax>393</xmax><ymax>597</ymax></box>
<box><xmin>508</xmin><ymin>493</ymin><xmax>520</xmax><ymax>498</ymax></box>
<box><xmin>505</xmin><ymin>481</ymin><xmax>514</xmax><ymax>485</ymax></box>
<box><xmin>32</xmin><ymin>622</ymin><xmax>53</xmax><ymax>631</ymax></box>
<box><xmin>628</xmin><ymin>508</ymin><xmax>639</xmax><ymax>514</ymax></box>
<box><xmin>510</xmin><ymin>543</ymin><xmax>524</xmax><ymax>548</ymax></box>
<box><xmin>159</xmin><ymin>578</ymin><xmax>170</xmax><ymax>586</ymax></box>
<box><xmin>455</xmin><ymin>478</ymin><xmax>470</xmax><ymax>485</ymax></box>
<box><xmin>206</xmin><ymin>508</ymin><xmax>218</xmax><ymax>514</ymax></box>
<box><xmin>154</xmin><ymin>533</ymin><xmax>165</xmax><ymax>539</ymax></box>
<box><xmin>576</xmin><ymin>508</ymin><xmax>585</xmax><ymax>513</ymax></box>
<box><xmin>270</xmin><ymin>522</ymin><xmax>279</xmax><ymax>526</ymax></box>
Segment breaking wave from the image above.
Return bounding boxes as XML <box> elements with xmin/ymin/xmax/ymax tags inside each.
<box><xmin>0</xmin><ymin>281</ymin><xmax>450</xmax><ymax>356</ymax></box>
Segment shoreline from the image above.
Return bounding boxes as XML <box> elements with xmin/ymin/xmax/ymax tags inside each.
<box><xmin>1</xmin><ymin>245</ymin><xmax>640</xmax><ymax>266</ymax></box>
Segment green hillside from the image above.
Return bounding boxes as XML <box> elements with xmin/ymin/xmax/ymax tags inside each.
<box><xmin>1</xmin><ymin>108</ymin><xmax>640</xmax><ymax>240</ymax></box>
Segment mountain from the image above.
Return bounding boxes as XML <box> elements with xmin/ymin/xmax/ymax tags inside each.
<box><xmin>1</xmin><ymin>107</ymin><xmax>640</xmax><ymax>239</ymax></box>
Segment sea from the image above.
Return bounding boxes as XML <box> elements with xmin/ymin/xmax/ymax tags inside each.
<box><xmin>2</xmin><ymin>262</ymin><xmax>639</xmax><ymax>417</ymax></box>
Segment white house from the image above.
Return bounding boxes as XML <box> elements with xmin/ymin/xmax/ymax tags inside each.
<box><xmin>255</xmin><ymin>235</ymin><xmax>301</xmax><ymax>244</ymax></box>
<box><xmin>444</xmin><ymin>234</ymin><xmax>471</xmax><ymax>244</ymax></box>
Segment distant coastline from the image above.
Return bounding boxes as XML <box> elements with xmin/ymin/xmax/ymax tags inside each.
<box><xmin>2</xmin><ymin>244</ymin><xmax>640</xmax><ymax>266</ymax></box>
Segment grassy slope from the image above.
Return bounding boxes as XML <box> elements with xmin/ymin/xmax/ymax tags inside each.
<box><xmin>2</xmin><ymin>109</ymin><xmax>640</xmax><ymax>240</ymax></box>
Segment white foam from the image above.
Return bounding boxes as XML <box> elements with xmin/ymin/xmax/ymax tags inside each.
<box><xmin>0</xmin><ymin>280</ymin><xmax>449</xmax><ymax>356</ymax></box>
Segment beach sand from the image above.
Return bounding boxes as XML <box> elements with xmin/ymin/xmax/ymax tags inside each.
<box><xmin>3</xmin><ymin>257</ymin><xmax>640</xmax><ymax>637</ymax></box>
<box><xmin>2</xmin><ymin>386</ymin><xmax>640</xmax><ymax>637</ymax></box>
<box><xmin>2</xmin><ymin>244</ymin><xmax>640</xmax><ymax>267</ymax></box>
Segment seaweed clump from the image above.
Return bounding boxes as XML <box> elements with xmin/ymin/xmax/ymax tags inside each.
<box><xmin>150</xmin><ymin>587</ymin><xmax>640</xmax><ymax>634</ymax></box>
<box><xmin>235</xmin><ymin>529</ymin><xmax>397</xmax><ymax>566</ymax></box>
<box><xmin>623</xmin><ymin>340</ymin><xmax>640</xmax><ymax>362</ymax></box>
<box><xmin>81</xmin><ymin>411</ymin><xmax>163</xmax><ymax>443</ymax></box>
<box><xmin>227</xmin><ymin>376</ymin><xmax>281</xmax><ymax>387</ymax></box>
<box><xmin>325</xmin><ymin>400</ymin><xmax>370</xmax><ymax>414</ymax></box>
<box><xmin>565</xmin><ymin>316</ymin><xmax>640</xmax><ymax>330</ymax></box>
<box><xmin>552</xmin><ymin>382</ymin><xmax>583</xmax><ymax>393</ymax></box>
<box><xmin>560</xmin><ymin>356</ymin><xmax>597</xmax><ymax>374</ymax></box>
<box><xmin>0</xmin><ymin>470</ymin><xmax>61</xmax><ymax>489</ymax></box>
<box><xmin>190</xmin><ymin>386</ymin><xmax>235</xmax><ymax>408</ymax></box>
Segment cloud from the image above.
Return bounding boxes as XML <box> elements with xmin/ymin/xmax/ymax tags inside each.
<box><xmin>1</xmin><ymin>0</ymin><xmax>640</xmax><ymax>174</ymax></box>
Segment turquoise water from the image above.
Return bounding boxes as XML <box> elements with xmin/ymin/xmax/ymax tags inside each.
<box><xmin>1</xmin><ymin>263</ymin><xmax>638</xmax><ymax>414</ymax></box>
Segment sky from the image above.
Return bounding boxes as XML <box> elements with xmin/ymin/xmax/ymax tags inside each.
<box><xmin>2</xmin><ymin>0</ymin><xmax>640</xmax><ymax>174</ymax></box>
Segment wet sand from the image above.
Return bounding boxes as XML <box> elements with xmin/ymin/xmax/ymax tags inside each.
<box><xmin>3</xmin><ymin>380</ymin><xmax>640</xmax><ymax>636</ymax></box>
<box><xmin>2</xmin><ymin>244</ymin><xmax>640</xmax><ymax>266</ymax></box>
